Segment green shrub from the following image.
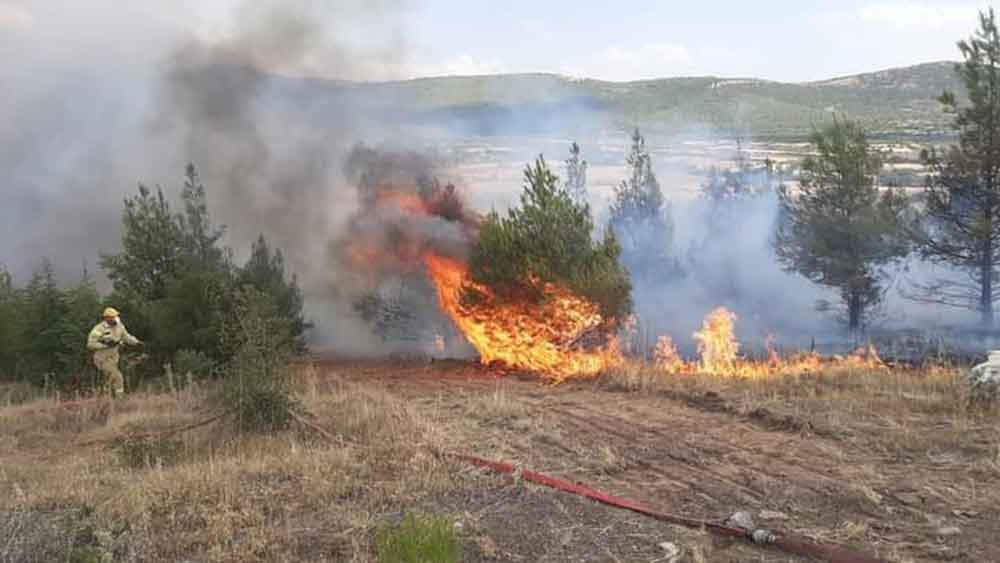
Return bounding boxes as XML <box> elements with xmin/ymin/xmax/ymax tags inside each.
<box><xmin>172</xmin><ymin>349</ymin><xmax>215</xmax><ymax>381</ymax></box>
<box><xmin>376</xmin><ymin>513</ymin><xmax>461</xmax><ymax>563</ymax></box>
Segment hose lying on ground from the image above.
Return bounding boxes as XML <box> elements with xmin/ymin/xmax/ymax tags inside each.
<box><xmin>451</xmin><ymin>453</ymin><xmax>888</xmax><ymax>563</ymax></box>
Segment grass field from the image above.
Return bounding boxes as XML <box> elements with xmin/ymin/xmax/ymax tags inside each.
<box><xmin>2</xmin><ymin>359</ymin><xmax>997</xmax><ymax>562</ymax></box>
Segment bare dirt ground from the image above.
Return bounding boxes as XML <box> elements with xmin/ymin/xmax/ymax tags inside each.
<box><xmin>326</xmin><ymin>358</ymin><xmax>1000</xmax><ymax>563</ymax></box>
<box><xmin>2</xmin><ymin>359</ymin><xmax>997</xmax><ymax>562</ymax></box>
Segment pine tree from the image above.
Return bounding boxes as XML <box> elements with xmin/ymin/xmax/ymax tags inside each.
<box><xmin>154</xmin><ymin>268</ymin><xmax>234</xmax><ymax>361</ymax></box>
<box><xmin>611</xmin><ymin>129</ymin><xmax>664</xmax><ymax>224</ymax></box>
<box><xmin>609</xmin><ymin>128</ymin><xmax>680</xmax><ymax>281</ymax></box>
<box><xmin>17</xmin><ymin>260</ymin><xmax>71</xmax><ymax>385</ymax></box>
<box><xmin>58</xmin><ymin>268</ymin><xmax>102</xmax><ymax>386</ymax></box>
<box><xmin>101</xmin><ymin>184</ymin><xmax>185</xmax><ymax>302</ymax></box>
<box><xmin>178</xmin><ymin>163</ymin><xmax>226</xmax><ymax>271</ymax></box>
<box><xmin>911</xmin><ymin>9</ymin><xmax>1000</xmax><ymax>327</ymax></box>
<box><xmin>469</xmin><ymin>156</ymin><xmax>632</xmax><ymax>321</ymax></box>
<box><xmin>564</xmin><ymin>142</ymin><xmax>588</xmax><ymax>205</ymax></box>
<box><xmin>239</xmin><ymin>235</ymin><xmax>309</xmax><ymax>350</ymax></box>
<box><xmin>0</xmin><ymin>267</ymin><xmax>17</xmax><ymax>380</ymax></box>
<box><xmin>775</xmin><ymin>117</ymin><xmax>911</xmax><ymax>332</ymax></box>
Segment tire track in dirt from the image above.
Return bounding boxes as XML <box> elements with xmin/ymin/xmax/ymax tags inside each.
<box><xmin>539</xmin><ymin>402</ymin><xmax>871</xmax><ymax>523</ymax></box>
<box><xmin>544</xmin><ymin>406</ymin><xmax>768</xmax><ymax>499</ymax></box>
<box><xmin>336</xmin><ymin>362</ymin><xmax>858</xmax><ymax>509</ymax></box>
<box><xmin>538</xmin><ymin>395</ymin><xmax>850</xmax><ymax>490</ymax></box>
<box><xmin>462</xmin><ymin>385</ymin><xmax>899</xmax><ymax>537</ymax></box>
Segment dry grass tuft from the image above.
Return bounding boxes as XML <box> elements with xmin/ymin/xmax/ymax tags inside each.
<box><xmin>462</xmin><ymin>380</ymin><xmax>529</xmax><ymax>424</ymax></box>
<box><xmin>599</xmin><ymin>364</ymin><xmax>666</xmax><ymax>393</ymax></box>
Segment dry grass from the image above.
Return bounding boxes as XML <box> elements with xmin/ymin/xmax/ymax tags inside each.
<box><xmin>0</xmin><ymin>382</ymin><xmax>47</xmax><ymax>407</ymax></box>
<box><xmin>461</xmin><ymin>380</ymin><xmax>529</xmax><ymax>425</ymax></box>
<box><xmin>5</xmin><ymin>360</ymin><xmax>999</xmax><ymax>562</ymax></box>
<box><xmin>600</xmin><ymin>361</ymin><xmax>991</xmax><ymax>455</ymax></box>
<box><xmin>0</xmin><ymin>365</ymin><xmax>466</xmax><ymax>562</ymax></box>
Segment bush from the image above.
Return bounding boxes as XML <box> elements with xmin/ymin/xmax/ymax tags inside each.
<box><xmin>226</xmin><ymin>378</ymin><xmax>298</xmax><ymax>433</ymax></box>
<box><xmin>220</xmin><ymin>287</ymin><xmax>300</xmax><ymax>433</ymax></box>
<box><xmin>172</xmin><ymin>349</ymin><xmax>215</xmax><ymax>381</ymax></box>
<box><xmin>375</xmin><ymin>513</ymin><xmax>461</xmax><ymax>563</ymax></box>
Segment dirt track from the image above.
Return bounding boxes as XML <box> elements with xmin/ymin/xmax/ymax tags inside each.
<box><xmin>325</xmin><ymin>358</ymin><xmax>1000</xmax><ymax>563</ymax></box>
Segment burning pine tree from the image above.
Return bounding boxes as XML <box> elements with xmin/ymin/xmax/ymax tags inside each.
<box><xmin>432</xmin><ymin>156</ymin><xmax>632</xmax><ymax>380</ymax></box>
<box><xmin>340</xmin><ymin>148</ymin><xmax>630</xmax><ymax>379</ymax></box>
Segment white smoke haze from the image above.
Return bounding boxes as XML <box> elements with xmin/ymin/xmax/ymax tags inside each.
<box><xmin>0</xmin><ymin>3</ymin><xmax>31</xmax><ymax>32</ymax></box>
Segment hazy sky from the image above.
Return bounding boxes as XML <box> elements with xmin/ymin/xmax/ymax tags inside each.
<box><xmin>0</xmin><ymin>0</ymin><xmax>992</xmax><ymax>83</ymax></box>
<box><xmin>409</xmin><ymin>0</ymin><xmax>991</xmax><ymax>81</ymax></box>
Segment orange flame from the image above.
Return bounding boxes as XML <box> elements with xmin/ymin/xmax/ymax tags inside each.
<box><xmin>654</xmin><ymin>306</ymin><xmax>887</xmax><ymax>378</ymax></box>
<box><xmin>424</xmin><ymin>251</ymin><xmax>887</xmax><ymax>381</ymax></box>
<box><xmin>424</xmin><ymin>254</ymin><xmax>621</xmax><ymax>382</ymax></box>
<box><xmin>653</xmin><ymin>335</ymin><xmax>685</xmax><ymax>373</ymax></box>
<box><xmin>693</xmin><ymin>307</ymin><xmax>740</xmax><ymax>374</ymax></box>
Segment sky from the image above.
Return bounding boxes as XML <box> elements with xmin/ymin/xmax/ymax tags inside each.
<box><xmin>408</xmin><ymin>0</ymin><xmax>992</xmax><ymax>81</ymax></box>
<box><xmin>0</xmin><ymin>0</ymin><xmax>993</xmax><ymax>83</ymax></box>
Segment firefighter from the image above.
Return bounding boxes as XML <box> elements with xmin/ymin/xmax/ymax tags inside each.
<box><xmin>86</xmin><ymin>307</ymin><xmax>142</xmax><ymax>398</ymax></box>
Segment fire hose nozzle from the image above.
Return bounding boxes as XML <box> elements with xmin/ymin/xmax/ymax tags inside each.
<box><xmin>726</xmin><ymin>511</ymin><xmax>777</xmax><ymax>544</ymax></box>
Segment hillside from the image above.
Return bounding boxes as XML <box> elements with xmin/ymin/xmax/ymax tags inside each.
<box><xmin>275</xmin><ymin>61</ymin><xmax>964</xmax><ymax>139</ymax></box>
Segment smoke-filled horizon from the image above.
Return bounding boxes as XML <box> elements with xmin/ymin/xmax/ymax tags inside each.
<box><xmin>1</xmin><ymin>0</ymin><xmax>990</xmax><ymax>359</ymax></box>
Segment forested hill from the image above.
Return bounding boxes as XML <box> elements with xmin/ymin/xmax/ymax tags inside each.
<box><xmin>273</xmin><ymin>61</ymin><xmax>963</xmax><ymax>139</ymax></box>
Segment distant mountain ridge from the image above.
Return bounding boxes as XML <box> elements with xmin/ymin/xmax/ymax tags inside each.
<box><xmin>271</xmin><ymin>61</ymin><xmax>964</xmax><ymax>139</ymax></box>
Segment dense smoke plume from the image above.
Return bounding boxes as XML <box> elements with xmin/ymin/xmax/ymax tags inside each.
<box><xmin>148</xmin><ymin>1</ymin><xmax>488</xmax><ymax>354</ymax></box>
<box><xmin>333</xmin><ymin>145</ymin><xmax>481</xmax><ymax>356</ymax></box>
<box><xmin>2</xmin><ymin>0</ymin><xmax>466</xmax><ymax>354</ymax></box>
<box><xmin>2</xmin><ymin>1</ymin><xmax>984</xmax><ymax>361</ymax></box>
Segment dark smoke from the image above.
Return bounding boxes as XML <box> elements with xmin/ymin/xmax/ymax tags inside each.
<box><xmin>147</xmin><ymin>1</ymin><xmax>456</xmax><ymax>353</ymax></box>
<box><xmin>2</xmin><ymin>0</ymin><xmax>453</xmax><ymax>353</ymax></box>
<box><xmin>6</xmin><ymin>1</ymin><xmax>985</xmax><ymax>362</ymax></box>
<box><xmin>338</xmin><ymin>144</ymin><xmax>479</xmax><ymax>276</ymax></box>
<box><xmin>332</xmin><ymin>145</ymin><xmax>480</xmax><ymax>357</ymax></box>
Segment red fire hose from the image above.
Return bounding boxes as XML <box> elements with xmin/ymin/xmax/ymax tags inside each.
<box><xmin>454</xmin><ymin>453</ymin><xmax>888</xmax><ymax>563</ymax></box>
